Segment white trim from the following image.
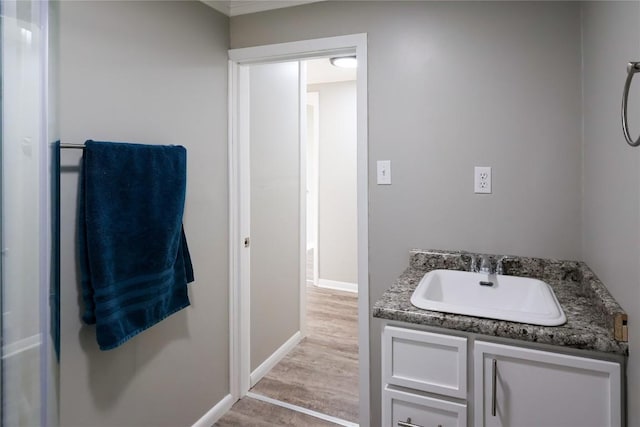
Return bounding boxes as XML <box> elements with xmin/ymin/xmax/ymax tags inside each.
<box><xmin>200</xmin><ymin>0</ymin><xmax>325</xmax><ymax>17</ymax></box>
<box><xmin>229</xmin><ymin>0</ymin><xmax>323</xmax><ymax>17</ymax></box>
<box><xmin>229</xmin><ymin>34</ymin><xmax>364</xmax><ymax>65</ymax></box>
<box><xmin>200</xmin><ymin>0</ymin><xmax>230</xmax><ymax>16</ymax></box>
<box><xmin>299</xmin><ymin>61</ymin><xmax>308</xmax><ymax>339</ymax></box>
<box><xmin>190</xmin><ymin>394</ymin><xmax>235</xmax><ymax>427</ymax></box>
<box><xmin>249</xmin><ymin>331</ymin><xmax>303</xmax><ymax>388</ymax></box>
<box><xmin>306</xmin><ymin>91</ymin><xmax>320</xmax><ymax>286</ymax></box>
<box><xmin>238</xmin><ymin>64</ymin><xmax>252</xmax><ymax>396</ymax></box>
<box><xmin>317</xmin><ymin>278</ymin><xmax>358</xmax><ymax>294</ymax></box>
<box><xmin>228</xmin><ymin>62</ymin><xmax>252</xmax><ymax>397</ymax></box>
<box><xmin>229</xmin><ymin>33</ymin><xmax>370</xmax><ymax>426</ymax></box>
<box><xmin>246</xmin><ymin>392</ymin><xmax>359</xmax><ymax>427</ymax></box>
<box><xmin>353</xmin><ymin>34</ymin><xmax>370</xmax><ymax>427</ymax></box>
<box><xmin>228</xmin><ymin>60</ymin><xmax>240</xmax><ymax>401</ymax></box>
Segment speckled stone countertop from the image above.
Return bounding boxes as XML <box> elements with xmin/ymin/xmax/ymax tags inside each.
<box><xmin>373</xmin><ymin>249</ymin><xmax>629</xmax><ymax>355</ymax></box>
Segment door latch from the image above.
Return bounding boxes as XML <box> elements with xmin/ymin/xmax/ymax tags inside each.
<box><xmin>244</xmin><ymin>237</ymin><xmax>250</xmax><ymax>248</ymax></box>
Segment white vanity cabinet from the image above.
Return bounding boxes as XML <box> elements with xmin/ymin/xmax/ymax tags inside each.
<box><xmin>474</xmin><ymin>341</ymin><xmax>621</xmax><ymax>427</ymax></box>
<box><xmin>382</xmin><ymin>326</ymin><xmax>468</xmax><ymax>427</ymax></box>
<box><xmin>381</xmin><ymin>325</ymin><xmax>624</xmax><ymax>427</ymax></box>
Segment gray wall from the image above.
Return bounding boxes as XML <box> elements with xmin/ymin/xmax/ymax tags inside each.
<box><xmin>232</xmin><ymin>2</ymin><xmax>583</xmax><ymax>424</ymax></box>
<box><xmin>59</xmin><ymin>2</ymin><xmax>229</xmax><ymax>426</ymax></box>
<box><xmin>250</xmin><ymin>62</ymin><xmax>301</xmax><ymax>372</ymax></box>
<box><xmin>308</xmin><ymin>81</ymin><xmax>358</xmax><ymax>286</ymax></box>
<box><xmin>581</xmin><ymin>2</ymin><xmax>640</xmax><ymax>426</ymax></box>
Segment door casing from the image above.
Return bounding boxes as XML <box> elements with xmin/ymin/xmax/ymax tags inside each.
<box><xmin>228</xmin><ymin>33</ymin><xmax>369</xmax><ymax>425</ymax></box>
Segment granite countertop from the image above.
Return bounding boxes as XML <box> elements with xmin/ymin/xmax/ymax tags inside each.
<box><xmin>373</xmin><ymin>249</ymin><xmax>629</xmax><ymax>355</ymax></box>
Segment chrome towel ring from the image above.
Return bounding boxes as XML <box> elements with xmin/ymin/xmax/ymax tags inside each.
<box><xmin>622</xmin><ymin>61</ymin><xmax>640</xmax><ymax>146</ymax></box>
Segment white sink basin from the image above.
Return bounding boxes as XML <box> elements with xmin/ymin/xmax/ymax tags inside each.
<box><xmin>410</xmin><ymin>269</ymin><xmax>566</xmax><ymax>326</ymax></box>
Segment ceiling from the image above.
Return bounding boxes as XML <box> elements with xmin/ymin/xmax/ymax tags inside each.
<box><xmin>306</xmin><ymin>57</ymin><xmax>357</xmax><ymax>85</ymax></box>
<box><xmin>200</xmin><ymin>1</ymin><xmax>357</xmax><ymax>84</ymax></box>
<box><xmin>202</xmin><ymin>0</ymin><xmax>324</xmax><ymax>17</ymax></box>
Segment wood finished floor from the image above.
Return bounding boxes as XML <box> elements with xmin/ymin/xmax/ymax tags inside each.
<box><xmin>216</xmin><ymin>285</ymin><xmax>359</xmax><ymax>426</ymax></box>
<box><xmin>214</xmin><ymin>397</ymin><xmax>338</xmax><ymax>427</ymax></box>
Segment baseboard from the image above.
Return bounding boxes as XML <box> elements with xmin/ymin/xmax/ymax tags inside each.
<box><xmin>191</xmin><ymin>393</ymin><xmax>235</xmax><ymax>427</ymax></box>
<box><xmin>306</xmin><ymin>279</ymin><xmax>316</xmax><ymax>286</ymax></box>
<box><xmin>318</xmin><ymin>278</ymin><xmax>358</xmax><ymax>293</ymax></box>
<box><xmin>250</xmin><ymin>331</ymin><xmax>302</xmax><ymax>388</ymax></box>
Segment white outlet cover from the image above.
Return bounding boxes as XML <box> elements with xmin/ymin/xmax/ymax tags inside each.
<box><xmin>474</xmin><ymin>166</ymin><xmax>492</xmax><ymax>194</ymax></box>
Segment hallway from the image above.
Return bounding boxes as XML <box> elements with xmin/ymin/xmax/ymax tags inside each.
<box><xmin>216</xmin><ymin>285</ymin><xmax>358</xmax><ymax>426</ymax></box>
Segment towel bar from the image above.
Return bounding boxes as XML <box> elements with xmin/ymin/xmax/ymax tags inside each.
<box><xmin>59</xmin><ymin>143</ymin><xmax>85</xmax><ymax>149</ymax></box>
<box><xmin>622</xmin><ymin>61</ymin><xmax>640</xmax><ymax>146</ymax></box>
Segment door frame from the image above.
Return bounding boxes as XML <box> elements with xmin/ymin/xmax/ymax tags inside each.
<box><xmin>305</xmin><ymin>90</ymin><xmax>320</xmax><ymax>287</ymax></box>
<box><xmin>228</xmin><ymin>33</ymin><xmax>369</xmax><ymax>425</ymax></box>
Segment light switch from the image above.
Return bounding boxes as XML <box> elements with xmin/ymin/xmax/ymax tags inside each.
<box><xmin>377</xmin><ymin>160</ymin><xmax>391</xmax><ymax>185</ymax></box>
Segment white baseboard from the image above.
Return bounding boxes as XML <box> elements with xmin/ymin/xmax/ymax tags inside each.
<box><xmin>191</xmin><ymin>393</ymin><xmax>235</xmax><ymax>427</ymax></box>
<box><xmin>250</xmin><ymin>331</ymin><xmax>302</xmax><ymax>388</ymax></box>
<box><xmin>318</xmin><ymin>278</ymin><xmax>358</xmax><ymax>293</ymax></box>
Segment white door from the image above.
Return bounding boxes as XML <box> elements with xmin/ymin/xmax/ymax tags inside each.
<box><xmin>241</xmin><ymin>61</ymin><xmax>306</xmax><ymax>383</ymax></box>
<box><xmin>474</xmin><ymin>341</ymin><xmax>622</xmax><ymax>427</ymax></box>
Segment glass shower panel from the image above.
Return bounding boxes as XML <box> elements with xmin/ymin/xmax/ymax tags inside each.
<box><xmin>1</xmin><ymin>1</ymin><xmax>55</xmax><ymax>426</ymax></box>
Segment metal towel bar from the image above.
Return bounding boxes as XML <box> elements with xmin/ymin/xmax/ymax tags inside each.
<box><xmin>622</xmin><ymin>61</ymin><xmax>640</xmax><ymax>146</ymax></box>
<box><xmin>59</xmin><ymin>143</ymin><xmax>85</xmax><ymax>149</ymax></box>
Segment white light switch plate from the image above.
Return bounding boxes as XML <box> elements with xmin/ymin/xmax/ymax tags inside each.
<box><xmin>377</xmin><ymin>160</ymin><xmax>391</xmax><ymax>185</ymax></box>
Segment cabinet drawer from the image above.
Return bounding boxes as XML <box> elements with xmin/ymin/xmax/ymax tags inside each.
<box><xmin>383</xmin><ymin>326</ymin><xmax>467</xmax><ymax>398</ymax></box>
<box><xmin>383</xmin><ymin>385</ymin><xmax>467</xmax><ymax>427</ymax></box>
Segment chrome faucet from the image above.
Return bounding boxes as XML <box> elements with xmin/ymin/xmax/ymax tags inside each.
<box><xmin>478</xmin><ymin>254</ymin><xmax>492</xmax><ymax>274</ymax></box>
<box><xmin>469</xmin><ymin>254</ymin><xmax>493</xmax><ymax>273</ymax></box>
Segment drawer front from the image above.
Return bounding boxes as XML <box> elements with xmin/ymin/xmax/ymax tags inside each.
<box><xmin>383</xmin><ymin>386</ymin><xmax>467</xmax><ymax>427</ymax></box>
<box><xmin>383</xmin><ymin>326</ymin><xmax>467</xmax><ymax>398</ymax></box>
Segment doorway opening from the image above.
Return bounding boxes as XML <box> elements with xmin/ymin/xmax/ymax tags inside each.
<box><xmin>245</xmin><ymin>57</ymin><xmax>359</xmax><ymax>425</ymax></box>
<box><xmin>305</xmin><ymin>58</ymin><xmax>358</xmax><ymax>295</ymax></box>
<box><xmin>227</xmin><ymin>34</ymin><xmax>369</xmax><ymax>426</ymax></box>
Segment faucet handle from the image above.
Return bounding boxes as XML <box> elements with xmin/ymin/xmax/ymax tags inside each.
<box><xmin>496</xmin><ymin>255</ymin><xmax>517</xmax><ymax>275</ymax></box>
<box><xmin>469</xmin><ymin>254</ymin><xmax>477</xmax><ymax>272</ymax></box>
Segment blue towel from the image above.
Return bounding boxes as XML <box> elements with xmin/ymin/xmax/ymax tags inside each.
<box><xmin>79</xmin><ymin>140</ymin><xmax>194</xmax><ymax>350</ymax></box>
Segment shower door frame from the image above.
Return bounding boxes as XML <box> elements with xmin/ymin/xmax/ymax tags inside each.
<box><xmin>0</xmin><ymin>1</ymin><xmax>54</xmax><ymax>426</ymax></box>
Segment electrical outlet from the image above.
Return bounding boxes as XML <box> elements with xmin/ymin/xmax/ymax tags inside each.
<box><xmin>474</xmin><ymin>166</ymin><xmax>492</xmax><ymax>194</ymax></box>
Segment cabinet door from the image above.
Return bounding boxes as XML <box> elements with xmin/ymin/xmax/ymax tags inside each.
<box><xmin>383</xmin><ymin>386</ymin><xmax>467</xmax><ymax>427</ymax></box>
<box><xmin>474</xmin><ymin>341</ymin><xmax>621</xmax><ymax>427</ymax></box>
